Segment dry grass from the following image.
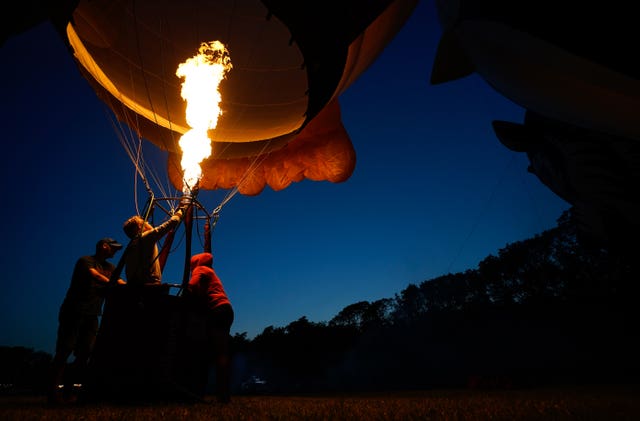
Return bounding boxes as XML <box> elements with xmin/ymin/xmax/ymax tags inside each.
<box><xmin>2</xmin><ymin>386</ymin><xmax>639</xmax><ymax>420</ymax></box>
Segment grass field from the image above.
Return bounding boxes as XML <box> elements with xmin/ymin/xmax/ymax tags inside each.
<box><xmin>2</xmin><ymin>386</ymin><xmax>639</xmax><ymax>420</ymax></box>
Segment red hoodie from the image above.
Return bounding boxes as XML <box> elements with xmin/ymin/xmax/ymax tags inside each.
<box><xmin>188</xmin><ymin>252</ymin><xmax>231</xmax><ymax>309</ymax></box>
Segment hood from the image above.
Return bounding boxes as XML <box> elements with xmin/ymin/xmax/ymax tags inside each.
<box><xmin>190</xmin><ymin>252</ymin><xmax>213</xmax><ymax>271</ymax></box>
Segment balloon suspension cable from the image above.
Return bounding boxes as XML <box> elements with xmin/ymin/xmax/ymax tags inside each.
<box><xmin>207</xmin><ymin>206</ymin><xmax>221</xmax><ymax>245</ymax></box>
<box><xmin>204</xmin><ymin>218</ymin><xmax>212</xmax><ymax>254</ymax></box>
<box><xmin>134</xmin><ymin>143</ymin><xmax>154</xmax><ymax>199</ymax></box>
<box><xmin>142</xmin><ymin>194</ymin><xmax>178</xmax><ymax>272</ymax></box>
<box><xmin>211</xmin><ymin>204</ymin><xmax>223</xmax><ymax>219</ymax></box>
<box><xmin>143</xmin><ymin>176</ymin><xmax>154</xmax><ymax>198</ymax></box>
<box><xmin>140</xmin><ymin>194</ymin><xmax>156</xmax><ymax>228</ymax></box>
<box><xmin>112</xmin><ymin>116</ymin><xmax>155</xmax><ymax>200</ymax></box>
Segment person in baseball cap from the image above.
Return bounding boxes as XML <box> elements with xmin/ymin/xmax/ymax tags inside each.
<box><xmin>96</xmin><ymin>237</ymin><xmax>123</xmax><ymax>251</ymax></box>
<box><xmin>48</xmin><ymin>236</ymin><xmax>125</xmax><ymax>405</ymax></box>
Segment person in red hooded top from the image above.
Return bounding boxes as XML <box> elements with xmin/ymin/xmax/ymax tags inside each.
<box><xmin>187</xmin><ymin>252</ymin><xmax>234</xmax><ymax>403</ymax></box>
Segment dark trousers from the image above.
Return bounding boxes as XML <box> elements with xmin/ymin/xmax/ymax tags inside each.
<box><xmin>206</xmin><ymin>304</ymin><xmax>234</xmax><ymax>402</ymax></box>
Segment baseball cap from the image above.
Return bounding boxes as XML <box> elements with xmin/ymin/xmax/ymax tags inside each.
<box><xmin>97</xmin><ymin>237</ymin><xmax>123</xmax><ymax>250</ymax></box>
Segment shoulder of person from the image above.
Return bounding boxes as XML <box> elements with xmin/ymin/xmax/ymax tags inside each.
<box><xmin>77</xmin><ymin>255</ymin><xmax>96</xmax><ymax>265</ymax></box>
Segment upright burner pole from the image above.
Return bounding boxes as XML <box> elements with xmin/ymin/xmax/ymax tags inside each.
<box><xmin>179</xmin><ymin>187</ymin><xmax>197</xmax><ymax>290</ymax></box>
<box><xmin>204</xmin><ymin>218</ymin><xmax>211</xmax><ymax>254</ymax></box>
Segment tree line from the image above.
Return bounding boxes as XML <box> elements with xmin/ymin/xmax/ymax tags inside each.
<box><xmin>3</xmin><ymin>207</ymin><xmax>638</xmax><ymax>394</ymax></box>
<box><xmin>229</xmin><ymin>208</ymin><xmax>640</xmax><ymax>393</ymax></box>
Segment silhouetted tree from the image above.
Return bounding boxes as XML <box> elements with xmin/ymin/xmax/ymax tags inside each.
<box><xmin>0</xmin><ymin>346</ymin><xmax>51</xmax><ymax>394</ymax></box>
<box><xmin>391</xmin><ymin>283</ymin><xmax>425</xmax><ymax>325</ymax></box>
<box><xmin>361</xmin><ymin>298</ymin><xmax>394</xmax><ymax>329</ymax></box>
<box><xmin>329</xmin><ymin>301</ymin><xmax>370</xmax><ymax>330</ymax></box>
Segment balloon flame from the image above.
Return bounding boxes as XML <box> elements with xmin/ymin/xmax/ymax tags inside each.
<box><xmin>176</xmin><ymin>40</ymin><xmax>232</xmax><ymax>193</ymax></box>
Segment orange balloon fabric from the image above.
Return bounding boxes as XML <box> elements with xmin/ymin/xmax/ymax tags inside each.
<box><xmin>168</xmin><ymin>99</ymin><xmax>356</xmax><ymax>195</ymax></box>
<box><xmin>63</xmin><ymin>0</ymin><xmax>418</xmax><ymax>194</ymax></box>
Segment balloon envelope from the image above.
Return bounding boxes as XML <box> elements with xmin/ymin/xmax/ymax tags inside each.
<box><xmin>493</xmin><ymin>111</ymin><xmax>640</xmax><ymax>250</ymax></box>
<box><xmin>431</xmin><ymin>0</ymin><xmax>640</xmax><ymax>141</ymax></box>
<box><xmin>63</xmin><ymin>0</ymin><xmax>419</xmax><ymax>194</ymax></box>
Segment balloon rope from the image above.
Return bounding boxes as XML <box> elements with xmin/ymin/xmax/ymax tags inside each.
<box><xmin>446</xmin><ymin>154</ymin><xmax>517</xmax><ymax>273</ymax></box>
<box><xmin>122</xmin><ymin>5</ymin><xmax>180</xmax><ymax>205</ymax></box>
<box><xmin>105</xmin><ymin>110</ymin><xmax>153</xmax><ymax>197</ymax></box>
<box><xmin>210</xmin><ymin>140</ymin><xmax>274</xmax><ymax>217</ymax></box>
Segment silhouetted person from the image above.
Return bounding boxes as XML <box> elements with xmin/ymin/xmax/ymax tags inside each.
<box><xmin>122</xmin><ymin>209</ymin><xmax>183</xmax><ymax>286</ymax></box>
<box><xmin>186</xmin><ymin>252</ymin><xmax>234</xmax><ymax>403</ymax></box>
<box><xmin>48</xmin><ymin>237</ymin><xmax>125</xmax><ymax>405</ymax></box>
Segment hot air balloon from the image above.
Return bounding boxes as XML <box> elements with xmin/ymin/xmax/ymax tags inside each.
<box><xmin>59</xmin><ymin>0</ymin><xmax>420</xmax><ymax>196</ymax></box>
<box><xmin>493</xmin><ymin>111</ymin><xmax>640</xmax><ymax>252</ymax></box>
<box><xmin>430</xmin><ymin>0</ymin><xmax>640</xmax><ymax>141</ymax></box>
<box><xmin>40</xmin><ymin>0</ymin><xmax>424</xmax><ymax>288</ymax></box>
<box><xmin>4</xmin><ymin>0</ymin><xmax>422</xmax><ymax>403</ymax></box>
<box><xmin>5</xmin><ymin>1</ymin><xmax>420</xmax><ymax>197</ymax></box>
<box><xmin>430</xmin><ymin>0</ymin><xmax>640</xmax><ymax>247</ymax></box>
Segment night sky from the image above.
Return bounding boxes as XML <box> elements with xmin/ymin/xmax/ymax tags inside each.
<box><xmin>1</xmin><ymin>1</ymin><xmax>569</xmax><ymax>354</ymax></box>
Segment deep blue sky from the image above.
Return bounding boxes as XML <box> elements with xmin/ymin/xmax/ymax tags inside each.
<box><xmin>1</xmin><ymin>1</ymin><xmax>568</xmax><ymax>354</ymax></box>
